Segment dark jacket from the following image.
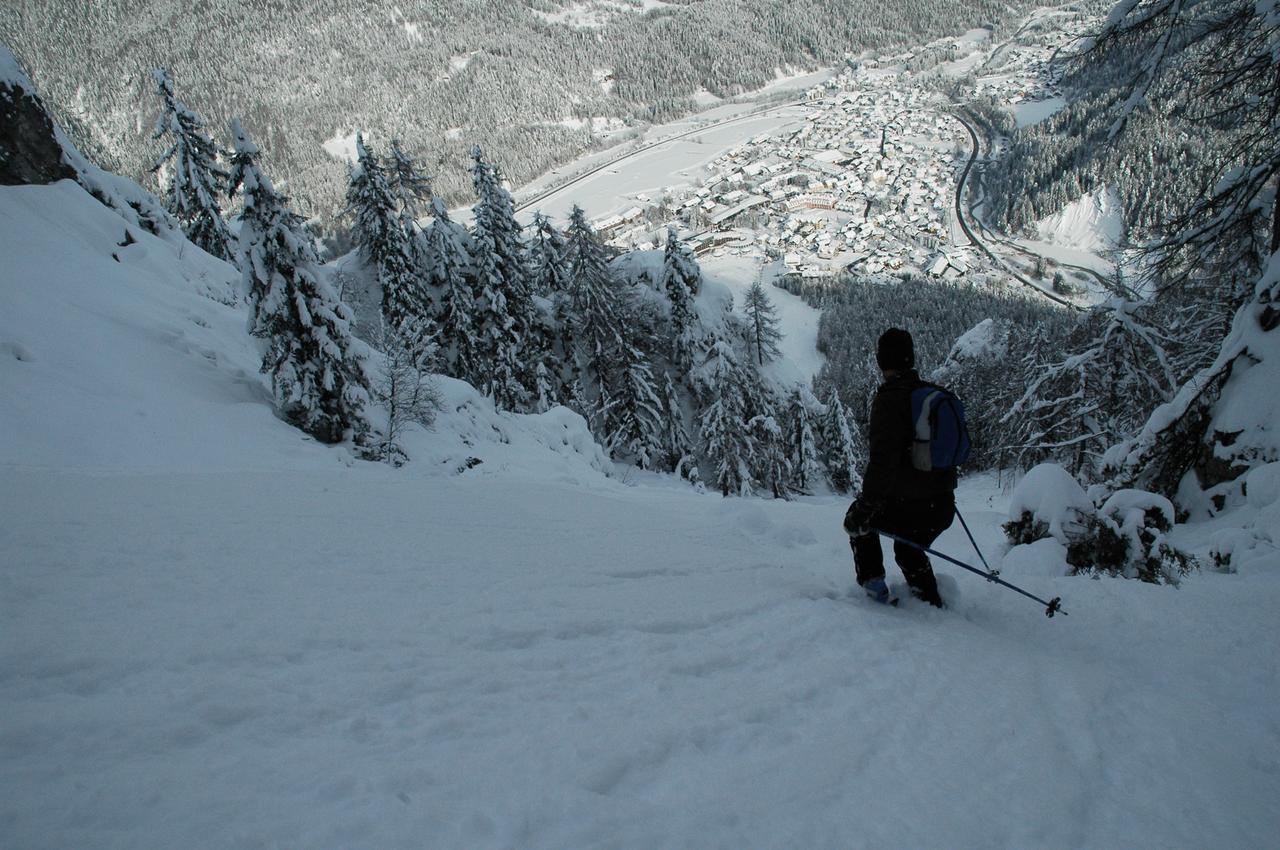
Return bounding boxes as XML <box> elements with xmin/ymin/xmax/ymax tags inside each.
<box><xmin>860</xmin><ymin>369</ymin><xmax>957</xmax><ymax>506</ymax></box>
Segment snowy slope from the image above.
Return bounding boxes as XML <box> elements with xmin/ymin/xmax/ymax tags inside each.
<box><xmin>3</xmin><ymin>179</ymin><xmax>1280</xmax><ymax>847</ymax></box>
<box><xmin>700</xmin><ymin>254</ymin><xmax>825</xmax><ymax>384</ymax></box>
<box><xmin>0</xmin><ymin>181</ymin><xmax>609</xmax><ymax>481</ymax></box>
<box><xmin>5</xmin><ymin>467</ymin><xmax>1280</xmax><ymax>848</ymax></box>
<box><xmin>1035</xmin><ymin>186</ymin><xmax>1122</xmax><ymax>251</ymax></box>
<box><xmin>0</xmin><ymin>181</ymin><xmax>283</xmax><ymax>472</ymax></box>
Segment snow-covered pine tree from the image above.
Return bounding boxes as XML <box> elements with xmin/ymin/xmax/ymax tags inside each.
<box><xmin>735</xmin><ymin>362</ymin><xmax>788</xmax><ymax>497</ymax></box>
<box><xmin>748</xmin><ymin>408</ymin><xmax>791</xmax><ymax>500</ymax></box>
<box><xmin>532</xmin><ymin>361</ymin><xmax>556</xmax><ymax>413</ymax></box>
<box><xmin>420</xmin><ymin>197</ymin><xmax>477</xmax><ymax>380</ymax></box>
<box><xmin>784</xmin><ymin>386</ymin><xmax>826</xmax><ymax>493</ymax></box>
<box><xmin>345</xmin><ymin>134</ymin><xmax>397</xmax><ymax>262</ymax></box>
<box><xmin>659</xmin><ymin>372</ymin><xmax>696</xmax><ymax>478</ymax></box>
<box><xmin>1001</xmin><ymin>300</ymin><xmax>1177</xmax><ymax>477</ymax></box>
<box><xmin>660</xmin><ymin>227</ymin><xmax>702</xmax><ymax>370</ymax></box>
<box><xmin>603</xmin><ymin>336</ymin><xmax>665</xmax><ymax>468</ymax></box>
<box><xmin>547</xmin><ymin>288</ymin><xmax>580</xmax><ymax>410</ymax></box>
<box><xmin>525</xmin><ymin>211</ymin><xmax>574</xmax><ymax>402</ymax></box>
<box><xmin>388</xmin><ymin>139</ymin><xmax>433</xmax><ymax>220</ymax></box>
<box><xmin>528</xmin><ymin>212</ymin><xmax>570</xmax><ymax>296</ymax></box>
<box><xmin>1000</xmin><ymin>343</ymin><xmax>1098</xmax><ymax>475</ymax></box>
<box><xmin>742</xmin><ymin>276</ymin><xmax>783</xmax><ymax>366</ymax></box>
<box><xmin>696</xmin><ymin>338</ymin><xmax>754</xmax><ymax>496</ymax></box>
<box><xmin>228</xmin><ymin>119</ymin><xmax>373</xmax><ymax>446</ymax></box>
<box><xmin>469</xmin><ymin>146</ymin><xmax>536</xmax><ymax>410</ymax></box>
<box><xmin>345</xmin><ymin>133</ymin><xmax>426</xmax><ymax>344</ymax></box>
<box><xmin>1089</xmin><ymin>299</ymin><xmax>1179</xmax><ymax>442</ymax></box>
<box><xmin>386</xmin><ymin>139</ymin><xmax>434</xmax><ymax>270</ymax></box>
<box><xmin>564</xmin><ymin>205</ymin><xmax>627</xmax><ymax>424</ymax></box>
<box><xmin>150</xmin><ymin>68</ymin><xmax>235</xmax><ymax>263</ymax></box>
<box><xmin>822</xmin><ymin>388</ymin><xmax>863</xmax><ymax>493</ymax></box>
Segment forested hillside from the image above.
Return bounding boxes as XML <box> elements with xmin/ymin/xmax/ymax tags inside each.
<box><xmin>978</xmin><ymin>1</ymin><xmax>1253</xmax><ymax>258</ymax></box>
<box><xmin>948</xmin><ymin>0</ymin><xmax>1279</xmax><ymax>525</ymax></box>
<box><xmin>3</xmin><ymin>0</ymin><xmax>1028</xmax><ymax>228</ymax></box>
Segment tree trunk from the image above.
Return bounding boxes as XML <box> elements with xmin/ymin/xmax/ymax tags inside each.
<box><xmin>1271</xmin><ymin>175</ymin><xmax>1279</xmax><ymax>256</ymax></box>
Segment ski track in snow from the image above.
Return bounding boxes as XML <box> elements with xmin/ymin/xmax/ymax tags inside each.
<box><xmin>3</xmin><ymin>470</ymin><xmax>1278</xmax><ymax>849</ymax></box>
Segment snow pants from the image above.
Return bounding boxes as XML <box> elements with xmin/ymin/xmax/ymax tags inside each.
<box><xmin>851</xmin><ymin>494</ymin><xmax>955</xmax><ymax>596</ymax></box>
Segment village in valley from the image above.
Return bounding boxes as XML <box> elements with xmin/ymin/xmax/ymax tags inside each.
<box><xmin>590</xmin><ymin>65</ymin><xmax>977</xmax><ymax>283</ymax></box>
<box><xmin>584</xmin><ymin>17</ymin><xmax>1079</xmax><ymax>290</ymax></box>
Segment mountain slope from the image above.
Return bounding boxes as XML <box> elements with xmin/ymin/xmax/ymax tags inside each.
<box><xmin>3</xmin><ymin>0</ymin><xmax>1029</xmax><ymax>223</ymax></box>
<box><xmin>2</xmin><ymin>69</ymin><xmax>1279</xmax><ymax>850</ymax></box>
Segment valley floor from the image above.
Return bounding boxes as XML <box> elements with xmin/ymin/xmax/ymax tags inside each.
<box><xmin>3</xmin><ymin>469</ymin><xmax>1277</xmax><ymax>849</ymax></box>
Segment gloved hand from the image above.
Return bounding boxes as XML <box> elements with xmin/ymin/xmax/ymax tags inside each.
<box><xmin>843</xmin><ymin>500</ymin><xmax>875</xmax><ymax>538</ymax></box>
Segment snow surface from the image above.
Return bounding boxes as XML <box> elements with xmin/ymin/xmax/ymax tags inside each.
<box><xmin>532</xmin><ymin>0</ymin><xmax>673</xmax><ymax>30</ymax></box>
<box><xmin>1013</xmin><ymin>95</ymin><xmax>1066</xmax><ymax>128</ymax></box>
<box><xmin>1</xmin><ymin>43</ymin><xmax>34</xmax><ymax>88</ymax></box>
<box><xmin>322</xmin><ymin>131</ymin><xmax>360</xmax><ymax>164</ymax></box>
<box><xmin>947</xmin><ymin>317</ymin><xmax>1006</xmax><ymax>360</ymax></box>
<box><xmin>448</xmin><ymin>52</ymin><xmax>476</xmax><ymax>74</ymax></box>
<box><xmin>509</xmin><ymin>89</ymin><xmax>823</xmax><ymax>228</ymax></box>
<box><xmin>698</xmin><ymin>254</ymin><xmax>825</xmax><ymax>383</ymax></box>
<box><xmin>1033</xmin><ymin>186</ymin><xmax>1123</xmax><ymax>254</ymax></box>
<box><xmin>4</xmin><ymin>177</ymin><xmax>1280</xmax><ymax>848</ymax></box>
<box><xmin>516</xmin><ymin>105</ymin><xmax>811</xmax><ymax>225</ymax></box>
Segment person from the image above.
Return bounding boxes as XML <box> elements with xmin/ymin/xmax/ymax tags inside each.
<box><xmin>842</xmin><ymin>328</ymin><xmax>955</xmax><ymax>607</ymax></box>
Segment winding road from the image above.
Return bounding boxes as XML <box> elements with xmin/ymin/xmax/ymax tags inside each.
<box><xmin>951</xmin><ymin>112</ymin><xmax>1079</xmax><ymax>308</ymax></box>
<box><xmin>953</xmin><ymin>111</ymin><xmax>1118</xmax><ymax>307</ymax></box>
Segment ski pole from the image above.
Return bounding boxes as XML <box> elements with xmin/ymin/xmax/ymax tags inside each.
<box><xmin>872</xmin><ymin>528</ymin><xmax>1066</xmax><ymax>618</ymax></box>
<box><xmin>954</xmin><ymin>507</ymin><xmax>996</xmax><ymax>576</ymax></box>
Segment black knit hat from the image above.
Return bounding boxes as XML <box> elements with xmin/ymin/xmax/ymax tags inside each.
<box><xmin>876</xmin><ymin>327</ymin><xmax>914</xmax><ymax>371</ymax></box>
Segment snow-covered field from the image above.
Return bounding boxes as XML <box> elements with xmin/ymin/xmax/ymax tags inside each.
<box><xmin>1033</xmin><ymin>186</ymin><xmax>1123</xmax><ymax>255</ymax></box>
<box><xmin>509</xmin><ymin>70</ymin><xmax>828</xmax><ymax>227</ymax></box>
<box><xmin>1013</xmin><ymin>95</ymin><xmax>1067</xmax><ymax>128</ymax></box>
<box><xmin>513</xmin><ymin>104</ymin><xmax>812</xmax><ymax>226</ymax></box>
<box><xmin>6</xmin><ymin>464</ymin><xmax>1280</xmax><ymax>848</ymax></box>
<box><xmin>4</xmin><ymin>175</ymin><xmax>1280</xmax><ymax>848</ymax></box>
<box><xmin>1010</xmin><ymin>186</ymin><xmax>1124</xmax><ymax>283</ymax></box>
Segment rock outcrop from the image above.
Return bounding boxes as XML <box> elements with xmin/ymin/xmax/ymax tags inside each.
<box><xmin>1</xmin><ymin>49</ymin><xmax>75</xmax><ymax>185</ymax></box>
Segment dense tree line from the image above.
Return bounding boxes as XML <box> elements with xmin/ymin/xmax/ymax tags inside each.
<box><xmin>781</xmin><ymin>273</ymin><xmax>1061</xmax><ymax>408</ymax></box>
<box><xmin>4</xmin><ymin>0</ymin><xmax>1034</xmax><ymax>229</ymax></box>
<box><xmin>981</xmin><ymin>88</ymin><xmax>1225</xmax><ymax>251</ymax></box>
<box><xmin>967</xmin><ymin>0</ymin><xmax>1277</xmax><ymax>497</ymax></box>
<box><xmin>211</xmin><ymin>108</ymin><xmax>866</xmax><ymax>493</ymax></box>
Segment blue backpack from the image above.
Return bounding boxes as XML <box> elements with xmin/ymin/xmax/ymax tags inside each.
<box><xmin>909</xmin><ymin>384</ymin><xmax>971</xmax><ymax>471</ymax></box>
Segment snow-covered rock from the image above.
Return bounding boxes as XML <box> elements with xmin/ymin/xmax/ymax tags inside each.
<box><xmin>0</xmin><ymin>45</ymin><xmax>75</xmax><ymax>185</ymax></box>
